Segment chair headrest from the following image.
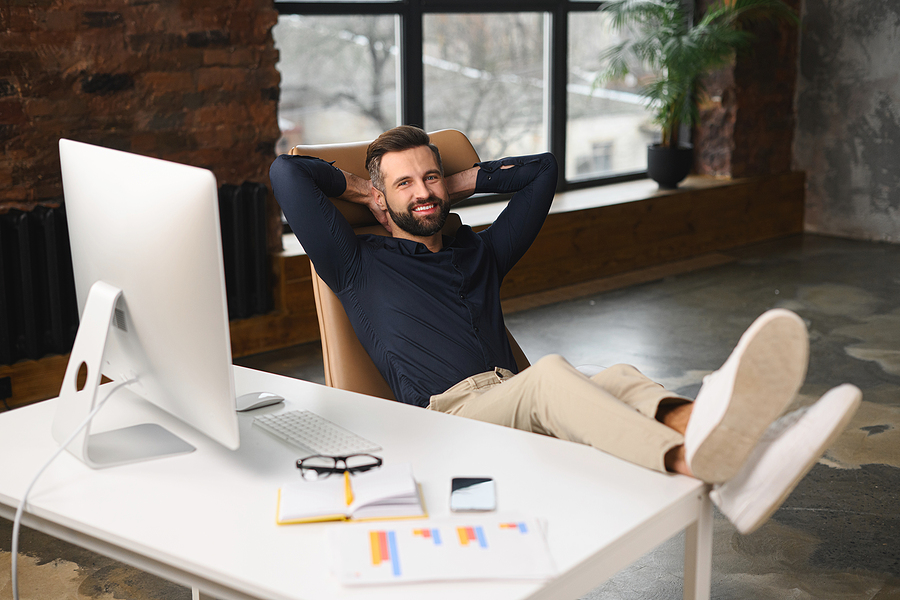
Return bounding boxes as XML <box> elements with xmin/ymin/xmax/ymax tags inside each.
<box><xmin>290</xmin><ymin>129</ymin><xmax>479</xmax><ymax>178</ymax></box>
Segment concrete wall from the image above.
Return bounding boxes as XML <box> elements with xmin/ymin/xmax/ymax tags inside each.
<box><xmin>794</xmin><ymin>0</ymin><xmax>900</xmax><ymax>241</ymax></box>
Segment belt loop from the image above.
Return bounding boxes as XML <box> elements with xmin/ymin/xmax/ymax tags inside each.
<box><xmin>494</xmin><ymin>367</ymin><xmax>513</xmax><ymax>381</ymax></box>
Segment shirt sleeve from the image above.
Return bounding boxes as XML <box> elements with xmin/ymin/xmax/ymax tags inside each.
<box><xmin>269</xmin><ymin>154</ymin><xmax>362</xmax><ymax>293</ymax></box>
<box><xmin>473</xmin><ymin>152</ymin><xmax>558</xmax><ymax>278</ymax></box>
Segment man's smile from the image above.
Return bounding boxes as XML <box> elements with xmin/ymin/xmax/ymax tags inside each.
<box><xmin>412</xmin><ymin>203</ymin><xmax>439</xmax><ymax>214</ymax></box>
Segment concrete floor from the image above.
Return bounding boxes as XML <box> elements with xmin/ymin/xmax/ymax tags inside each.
<box><xmin>3</xmin><ymin>233</ymin><xmax>899</xmax><ymax>599</ymax></box>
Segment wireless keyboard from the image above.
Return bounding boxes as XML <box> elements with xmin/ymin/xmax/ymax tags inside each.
<box><xmin>252</xmin><ymin>410</ymin><xmax>382</xmax><ymax>456</ymax></box>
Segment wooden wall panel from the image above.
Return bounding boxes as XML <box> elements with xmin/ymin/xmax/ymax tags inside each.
<box><xmin>500</xmin><ymin>172</ymin><xmax>804</xmax><ymax>298</ymax></box>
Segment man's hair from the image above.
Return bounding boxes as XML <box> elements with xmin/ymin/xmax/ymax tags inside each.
<box><xmin>365</xmin><ymin>125</ymin><xmax>443</xmax><ymax>192</ymax></box>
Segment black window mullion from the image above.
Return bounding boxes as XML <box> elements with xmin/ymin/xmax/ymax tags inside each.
<box><xmin>400</xmin><ymin>1</ymin><xmax>424</xmax><ymax>127</ymax></box>
<box><xmin>548</xmin><ymin>5</ymin><xmax>567</xmax><ymax>191</ymax></box>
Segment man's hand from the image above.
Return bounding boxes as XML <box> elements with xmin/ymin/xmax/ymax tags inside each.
<box><xmin>340</xmin><ymin>170</ymin><xmax>392</xmax><ymax>233</ymax></box>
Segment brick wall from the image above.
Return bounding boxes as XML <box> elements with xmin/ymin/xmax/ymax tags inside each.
<box><xmin>693</xmin><ymin>0</ymin><xmax>801</xmax><ymax>178</ymax></box>
<box><xmin>0</xmin><ymin>0</ymin><xmax>282</xmax><ymax>247</ymax></box>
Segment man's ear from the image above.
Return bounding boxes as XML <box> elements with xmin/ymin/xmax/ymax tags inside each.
<box><xmin>373</xmin><ymin>187</ymin><xmax>387</xmax><ymax>211</ymax></box>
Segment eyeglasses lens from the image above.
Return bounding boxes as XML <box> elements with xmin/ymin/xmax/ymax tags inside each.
<box><xmin>298</xmin><ymin>454</ymin><xmax>381</xmax><ymax>481</ymax></box>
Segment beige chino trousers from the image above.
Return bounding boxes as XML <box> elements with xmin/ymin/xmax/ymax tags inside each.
<box><xmin>427</xmin><ymin>354</ymin><xmax>689</xmax><ymax>473</ymax></box>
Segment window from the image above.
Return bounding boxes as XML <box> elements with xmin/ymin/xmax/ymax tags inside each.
<box><xmin>273</xmin><ymin>1</ymin><xmax>661</xmax><ymax>191</ymax></box>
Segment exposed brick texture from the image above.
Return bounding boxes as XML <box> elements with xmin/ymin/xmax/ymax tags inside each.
<box><xmin>693</xmin><ymin>0</ymin><xmax>801</xmax><ymax>178</ymax></box>
<box><xmin>0</xmin><ymin>0</ymin><xmax>281</xmax><ymax>249</ymax></box>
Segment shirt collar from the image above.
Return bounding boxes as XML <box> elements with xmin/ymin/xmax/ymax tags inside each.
<box><xmin>379</xmin><ymin>233</ymin><xmax>460</xmax><ymax>254</ymax></box>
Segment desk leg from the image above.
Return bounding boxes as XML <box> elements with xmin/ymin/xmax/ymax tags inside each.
<box><xmin>683</xmin><ymin>490</ymin><xmax>713</xmax><ymax>600</ymax></box>
<box><xmin>192</xmin><ymin>587</ymin><xmax>215</xmax><ymax>600</ymax></box>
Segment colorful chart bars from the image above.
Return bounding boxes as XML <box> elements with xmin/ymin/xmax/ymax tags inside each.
<box><xmin>369</xmin><ymin>530</ymin><xmax>400</xmax><ymax>576</ymax></box>
<box><xmin>413</xmin><ymin>528</ymin><xmax>443</xmax><ymax>545</ymax></box>
<box><xmin>499</xmin><ymin>522</ymin><xmax>529</xmax><ymax>533</ymax></box>
<box><xmin>457</xmin><ymin>526</ymin><xmax>488</xmax><ymax>548</ymax></box>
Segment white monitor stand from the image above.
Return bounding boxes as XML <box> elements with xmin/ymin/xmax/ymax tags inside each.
<box><xmin>52</xmin><ymin>281</ymin><xmax>194</xmax><ymax>468</ymax></box>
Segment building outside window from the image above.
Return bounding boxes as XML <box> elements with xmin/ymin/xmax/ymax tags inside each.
<box><xmin>566</xmin><ymin>10</ymin><xmax>658</xmax><ymax>181</ymax></box>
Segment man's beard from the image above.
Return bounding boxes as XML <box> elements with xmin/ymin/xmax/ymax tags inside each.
<box><xmin>387</xmin><ymin>195</ymin><xmax>450</xmax><ymax>237</ymax></box>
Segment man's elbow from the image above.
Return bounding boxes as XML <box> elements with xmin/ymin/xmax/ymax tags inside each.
<box><xmin>270</xmin><ymin>154</ymin><xmax>321</xmax><ymax>189</ymax></box>
<box><xmin>269</xmin><ymin>153</ymin><xmax>296</xmax><ymax>183</ymax></box>
<box><xmin>538</xmin><ymin>152</ymin><xmax>559</xmax><ymax>181</ymax></box>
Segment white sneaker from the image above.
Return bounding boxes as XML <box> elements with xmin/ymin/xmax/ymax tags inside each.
<box><xmin>711</xmin><ymin>384</ymin><xmax>861</xmax><ymax>534</ymax></box>
<box><xmin>684</xmin><ymin>309</ymin><xmax>809</xmax><ymax>483</ymax></box>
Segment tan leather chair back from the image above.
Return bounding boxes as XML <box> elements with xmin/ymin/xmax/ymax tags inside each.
<box><xmin>291</xmin><ymin>129</ymin><xmax>529</xmax><ymax>400</ymax></box>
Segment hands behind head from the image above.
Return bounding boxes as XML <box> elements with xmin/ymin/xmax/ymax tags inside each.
<box><xmin>340</xmin><ymin>170</ymin><xmax>392</xmax><ymax>234</ymax></box>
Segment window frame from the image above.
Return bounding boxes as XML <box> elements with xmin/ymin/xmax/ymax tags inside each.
<box><xmin>273</xmin><ymin>0</ymin><xmax>651</xmax><ymax>192</ymax></box>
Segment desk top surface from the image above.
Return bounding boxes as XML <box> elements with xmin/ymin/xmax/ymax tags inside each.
<box><xmin>0</xmin><ymin>367</ymin><xmax>703</xmax><ymax>600</ymax></box>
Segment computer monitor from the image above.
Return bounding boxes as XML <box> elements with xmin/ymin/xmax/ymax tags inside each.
<box><xmin>53</xmin><ymin>139</ymin><xmax>240</xmax><ymax>468</ymax></box>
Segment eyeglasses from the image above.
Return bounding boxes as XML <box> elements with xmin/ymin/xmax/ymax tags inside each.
<box><xmin>296</xmin><ymin>454</ymin><xmax>383</xmax><ymax>481</ymax></box>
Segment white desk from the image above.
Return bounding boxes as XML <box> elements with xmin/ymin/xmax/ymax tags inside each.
<box><xmin>0</xmin><ymin>366</ymin><xmax>712</xmax><ymax>600</ymax></box>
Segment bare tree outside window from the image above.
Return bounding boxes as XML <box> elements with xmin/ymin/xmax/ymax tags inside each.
<box><xmin>424</xmin><ymin>13</ymin><xmax>547</xmax><ymax>159</ymax></box>
<box><xmin>273</xmin><ymin>15</ymin><xmax>399</xmax><ymax>153</ymax></box>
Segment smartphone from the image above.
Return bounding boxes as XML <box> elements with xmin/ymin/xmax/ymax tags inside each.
<box><xmin>450</xmin><ymin>477</ymin><xmax>496</xmax><ymax>512</ymax></box>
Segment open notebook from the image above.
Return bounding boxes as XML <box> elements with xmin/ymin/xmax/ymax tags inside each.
<box><xmin>277</xmin><ymin>463</ymin><xmax>426</xmax><ymax>524</ymax></box>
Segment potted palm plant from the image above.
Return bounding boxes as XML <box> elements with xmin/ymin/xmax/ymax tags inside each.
<box><xmin>596</xmin><ymin>0</ymin><xmax>798</xmax><ymax>188</ymax></box>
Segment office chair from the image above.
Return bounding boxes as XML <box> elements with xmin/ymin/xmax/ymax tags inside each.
<box><xmin>289</xmin><ymin>129</ymin><xmax>530</xmax><ymax>401</ymax></box>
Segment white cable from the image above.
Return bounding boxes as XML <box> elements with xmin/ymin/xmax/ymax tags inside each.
<box><xmin>10</xmin><ymin>378</ymin><xmax>135</xmax><ymax>600</ymax></box>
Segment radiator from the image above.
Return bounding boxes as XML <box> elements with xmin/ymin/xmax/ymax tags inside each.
<box><xmin>0</xmin><ymin>205</ymin><xmax>79</xmax><ymax>366</ymax></box>
<box><xmin>218</xmin><ymin>181</ymin><xmax>272</xmax><ymax>320</ymax></box>
<box><xmin>0</xmin><ymin>183</ymin><xmax>272</xmax><ymax>367</ymax></box>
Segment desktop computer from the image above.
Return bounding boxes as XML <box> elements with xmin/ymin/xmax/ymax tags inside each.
<box><xmin>54</xmin><ymin>140</ymin><xmax>240</xmax><ymax>468</ymax></box>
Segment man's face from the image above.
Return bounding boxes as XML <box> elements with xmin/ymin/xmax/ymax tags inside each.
<box><xmin>376</xmin><ymin>146</ymin><xmax>450</xmax><ymax>238</ymax></box>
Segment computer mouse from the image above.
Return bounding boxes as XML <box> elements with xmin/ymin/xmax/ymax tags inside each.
<box><xmin>236</xmin><ymin>392</ymin><xmax>285</xmax><ymax>412</ymax></box>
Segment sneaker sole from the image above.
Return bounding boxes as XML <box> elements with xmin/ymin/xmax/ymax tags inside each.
<box><xmin>715</xmin><ymin>384</ymin><xmax>861</xmax><ymax>534</ymax></box>
<box><xmin>688</xmin><ymin>310</ymin><xmax>808</xmax><ymax>483</ymax></box>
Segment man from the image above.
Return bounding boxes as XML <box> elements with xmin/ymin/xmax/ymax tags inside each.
<box><xmin>270</xmin><ymin>126</ymin><xmax>860</xmax><ymax>534</ymax></box>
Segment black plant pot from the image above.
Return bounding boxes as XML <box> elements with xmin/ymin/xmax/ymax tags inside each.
<box><xmin>647</xmin><ymin>144</ymin><xmax>693</xmax><ymax>189</ymax></box>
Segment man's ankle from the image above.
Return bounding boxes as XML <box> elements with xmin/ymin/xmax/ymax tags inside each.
<box><xmin>657</xmin><ymin>400</ymin><xmax>693</xmax><ymax>434</ymax></box>
<box><xmin>664</xmin><ymin>444</ymin><xmax>692</xmax><ymax>476</ymax></box>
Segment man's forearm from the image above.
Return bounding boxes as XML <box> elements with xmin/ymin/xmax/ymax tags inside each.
<box><xmin>339</xmin><ymin>170</ymin><xmax>374</xmax><ymax>205</ymax></box>
<box><xmin>445</xmin><ymin>166</ymin><xmax>479</xmax><ymax>203</ymax></box>
<box><xmin>473</xmin><ymin>154</ymin><xmax>556</xmax><ymax>196</ymax></box>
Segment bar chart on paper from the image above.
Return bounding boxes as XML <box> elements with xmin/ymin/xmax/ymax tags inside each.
<box><xmin>333</xmin><ymin>516</ymin><xmax>555</xmax><ymax>585</ymax></box>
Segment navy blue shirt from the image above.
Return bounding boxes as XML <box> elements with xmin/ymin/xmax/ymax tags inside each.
<box><xmin>270</xmin><ymin>152</ymin><xmax>558</xmax><ymax>407</ymax></box>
